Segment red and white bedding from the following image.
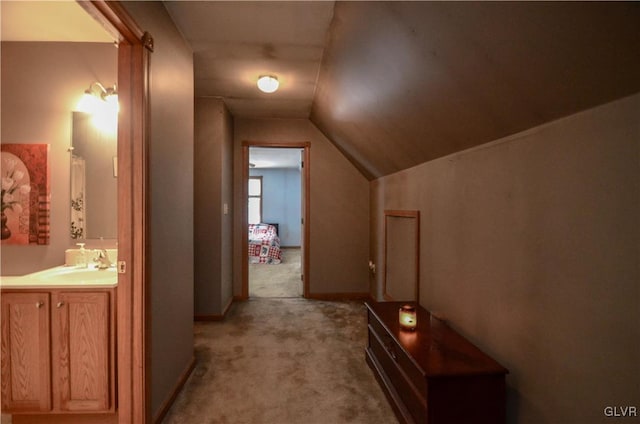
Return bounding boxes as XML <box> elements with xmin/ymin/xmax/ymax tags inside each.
<box><xmin>248</xmin><ymin>224</ymin><xmax>282</xmax><ymax>264</ymax></box>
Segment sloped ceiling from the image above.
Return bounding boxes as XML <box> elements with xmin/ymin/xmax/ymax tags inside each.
<box><xmin>310</xmin><ymin>2</ymin><xmax>640</xmax><ymax>180</ymax></box>
<box><xmin>162</xmin><ymin>1</ymin><xmax>639</xmax><ymax>179</ymax></box>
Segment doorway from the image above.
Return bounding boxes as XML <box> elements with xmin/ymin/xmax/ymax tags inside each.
<box><xmin>242</xmin><ymin>142</ymin><xmax>310</xmax><ymax>299</ymax></box>
<box><xmin>248</xmin><ymin>147</ymin><xmax>302</xmax><ymax>297</ymax></box>
<box><xmin>79</xmin><ymin>3</ymin><xmax>152</xmax><ymax>423</ymax></box>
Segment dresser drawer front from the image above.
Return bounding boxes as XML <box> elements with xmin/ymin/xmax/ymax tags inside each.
<box><xmin>369</xmin><ymin>328</ymin><xmax>426</xmax><ymax>422</ymax></box>
<box><xmin>368</xmin><ymin>312</ymin><xmax>428</xmax><ymax>396</ymax></box>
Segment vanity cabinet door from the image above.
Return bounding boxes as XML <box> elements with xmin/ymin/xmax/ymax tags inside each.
<box><xmin>1</xmin><ymin>292</ymin><xmax>52</xmax><ymax>412</ymax></box>
<box><xmin>52</xmin><ymin>291</ymin><xmax>112</xmax><ymax>412</ymax></box>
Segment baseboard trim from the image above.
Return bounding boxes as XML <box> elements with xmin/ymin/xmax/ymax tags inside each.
<box><xmin>194</xmin><ymin>314</ymin><xmax>223</xmax><ymax>321</ymax></box>
<box><xmin>306</xmin><ymin>292</ymin><xmax>371</xmax><ymax>301</ymax></box>
<box><xmin>194</xmin><ymin>297</ymin><xmax>234</xmax><ymax>321</ymax></box>
<box><xmin>152</xmin><ymin>355</ymin><xmax>196</xmax><ymax>424</ymax></box>
<box><xmin>13</xmin><ymin>414</ymin><xmax>117</xmax><ymax>424</ymax></box>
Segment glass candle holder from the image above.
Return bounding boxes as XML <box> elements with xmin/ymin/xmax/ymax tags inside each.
<box><xmin>399</xmin><ymin>305</ymin><xmax>417</xmax><ymax>331</ymax></box>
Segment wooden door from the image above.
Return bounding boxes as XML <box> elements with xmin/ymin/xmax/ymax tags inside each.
<box><xmin>52</xmin><ymin>291</ymin><xmax>111</xmax><ymax>412</ymax></box>
<box><xmin>1</xmin><ymin>292</ymin><xmax>51</xmax><ymax>412</ymax></box>
<box><xmin>383</xmin><ymin>210</ymin><xmax>420</xmax><ymax>302</ymax></box>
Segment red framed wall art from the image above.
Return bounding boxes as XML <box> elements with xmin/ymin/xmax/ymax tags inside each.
<box><xmin>1</xmin><ymin>144</ymin><xmax>50</xmax><ymax>245</ymax></box>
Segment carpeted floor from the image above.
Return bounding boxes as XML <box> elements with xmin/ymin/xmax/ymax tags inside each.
<box><xmin>161</xmin><ymin>298</ymin><xmax>397</xmax><ymax>424</ymax></box>
<box><xmin>249</xmin><ymin>248</ymin><xmax>302</xmax><ymax>298</ymax></box>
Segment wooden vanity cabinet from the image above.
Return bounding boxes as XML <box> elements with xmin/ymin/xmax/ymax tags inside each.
<box><xmin>1</xmin><ymin>292</ymin><xmax>52</xmax><ymax>412</ymax></box>
<box><xmin>1</xmin><ymin>288</ymin><xmax>115</xmax><ymax>414</ymax></box>
<box><xmin>52</xmin><ymin>290</ymin><xmax>114</xmax><ymax>412</ymax></box>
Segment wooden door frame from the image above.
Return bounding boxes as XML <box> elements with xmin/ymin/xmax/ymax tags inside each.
<box><xmin>241</xmin><ymin>141</ymin><xmax>310</xmax><ymax>299</ymax></box>
<box><xmin>79</xmin><ymin>2</ymin><xmax>152</xmax><ymax>423</ymax></box>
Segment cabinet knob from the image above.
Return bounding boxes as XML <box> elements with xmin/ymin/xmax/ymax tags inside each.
<box><xmin>385</xmin><ymin>342</ymin><xmax>398</xmax><ymax>361</ymax></box>
<box><xmin>56</xmin><ymin>301</ymin><xmax>65</xmax><ymax>308</ymax></box>
<box><xmin>35</xmin><ymin>301</ymin><xmax>44</xmax><ymax>308</ymax></box>
<box><xmin>389</xmin><ymin>348</ymin><xmax>397</xmax><ymax>361</ymax></box>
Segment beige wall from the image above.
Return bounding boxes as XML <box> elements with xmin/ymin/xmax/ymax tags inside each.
<box><xmin>122</xmin><ymin>2</ymin><xmax>195</xmax><ymax>420</ymax></box>
<box><xmin>371</xmin><ymin>94</ymin><xmax>639</xmax><ymax>423</ymax></box>
<box><xmin>233</xmin><ymin>118</ymin><xmax>370</xmax><ymax>296</ymax></box>
<box><xmin>1</xmin><ymin>42</ymin><xmax>116</xmax><ymax>275</ymax></box>
<box><xmin>194</xmin><ymin>97</ymin><xmax>234</xmax><ymax>315</ymax></box>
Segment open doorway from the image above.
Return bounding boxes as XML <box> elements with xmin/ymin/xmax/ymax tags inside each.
<box><xmin>248</xmin><ymin>147</ymin><xmax>302</xmax><ymax>297</ymax></box>
<box><xmin>242</xmin><ymin>142</ymin><xmax>310</xmax><ymax>299</ymax></box>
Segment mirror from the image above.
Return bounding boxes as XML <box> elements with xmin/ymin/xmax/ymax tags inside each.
<box><xmin>70</xmin><ymin>112</ymin><xmax>117</xmax><ymax>239</ymax></box>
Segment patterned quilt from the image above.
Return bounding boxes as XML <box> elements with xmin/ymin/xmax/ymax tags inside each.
<box><xmin>248</xmin><ymin>224</ymin><xmax>282</xmax><ymax>264</ymax></box>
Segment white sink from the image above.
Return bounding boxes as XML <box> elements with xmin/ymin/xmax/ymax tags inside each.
<box><xmin>1</xmin><ymin>266</ymin><xmax>117</xmax><ymax>288</ymax></box>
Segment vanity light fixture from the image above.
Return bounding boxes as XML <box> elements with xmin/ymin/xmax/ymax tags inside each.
<box><xmin>77</xmin><ymin>82</ymin><xmax>118</xmax><ymax>114</ymax></box>
<box><xmin>77</xmin><ymin>82</ymin><xmax>119</xmax><ymax>134</ymax></box>
<box><xmin>257</xmin><ymin>75</ymin><xmax>279</xmax><ymax>93</ymax></box>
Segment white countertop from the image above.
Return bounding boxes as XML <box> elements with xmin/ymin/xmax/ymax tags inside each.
<box><xmin>1</xmin><ymin>265</ymin><xmax>117</xmax><ymax>289</ymax></box>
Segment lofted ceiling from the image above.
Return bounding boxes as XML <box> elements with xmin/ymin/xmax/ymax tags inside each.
<box><xmin>165</xmin><ymin>1</ymin><xmax>640</xmax><ymax>180</ymax></box>
<box><xmin>3</xmin><ymin>1</ymin><xmax>638</xmax><ymax>178</ymax></box>
<box><xmin>310</xmin><ymin>1</ymin><xmax>640</xmax><ymax>179</ymax></box>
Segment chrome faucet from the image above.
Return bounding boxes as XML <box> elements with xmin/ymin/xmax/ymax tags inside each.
<box><xmin>94</xmin><ymin>249</ymin><xmax>112</xmax><ymax>270</ymax></box>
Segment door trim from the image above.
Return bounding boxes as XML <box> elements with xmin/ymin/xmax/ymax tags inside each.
<box><xmin>79</xmin><ymin>2</ymin><xmax>151</xmax><ymax>423</ymax></box>
<box><xmin>241</xmin><ymin>141</ymin><xmax>311</xmax><ymax>299</ymax></box>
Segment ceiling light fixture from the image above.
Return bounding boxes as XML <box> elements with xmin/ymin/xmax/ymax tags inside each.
<box><xmin>257</xmin><ymin>75</ymin><xmax>279</xmax><ymax>93</ymax></box>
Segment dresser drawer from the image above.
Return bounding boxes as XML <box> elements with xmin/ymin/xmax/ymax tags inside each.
<box><xmin>365</xmin><ymin>301</ymin><xmax>508</xmax><ymax>424</ymax></box>
<box><xmin>368</xmin><ymin>311</ymin><xmax>427</xmax><ymax>396</ymax></box>
<box><xmin>369</xmin><ymin>327</ymin><xmax>427</xmax><ymax>422</ymax></box>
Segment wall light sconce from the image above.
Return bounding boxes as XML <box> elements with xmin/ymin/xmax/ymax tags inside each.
<box><xmin>77</xmin><ymin>82</ymin><xmax>118</xmax><ymax>115</ymax></box>
<box><xmin>257</xmin><ymin>75</ymin><xmax>279</xmax><ymax>93</ymax></box>
<box><xmin>399</xmin><ymin>305</ymin><xmax>417</xmax><ymax>331</ymax></box>
<box><xmin>77</xmin><ymin>82</ymin><xmax>118</xmax><ymax>134</ymax></box>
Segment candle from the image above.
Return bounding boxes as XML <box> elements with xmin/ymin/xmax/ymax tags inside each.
<box><xmin>399</xmin><ymin>305</ymin><xmax>417</xmax><ymax>331</ymax></box>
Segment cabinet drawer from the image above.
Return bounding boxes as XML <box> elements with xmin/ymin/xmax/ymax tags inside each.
<box><xmin>369</xmin><ymin>328</ymin><xmax>426</xmax><ymax>422</ymax></box>
<box><xmin>368</xmin><ymin>312</ymin><xmax>427</xmax><ymax>396</ymax></box>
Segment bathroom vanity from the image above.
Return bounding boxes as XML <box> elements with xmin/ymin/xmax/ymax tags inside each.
<box><xmin>1</xmin><ymin>266</ymin><xmax>117</xmax><ymax>415</ymax></box>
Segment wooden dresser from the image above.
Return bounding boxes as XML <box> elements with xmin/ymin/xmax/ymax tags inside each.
<box><xmin>365</xmin><ymin>301</ymin><xmax>508</xmax><ymax>424</ymax></box>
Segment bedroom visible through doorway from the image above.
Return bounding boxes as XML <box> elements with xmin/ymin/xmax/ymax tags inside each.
<box><xmin>248</xmin><ymin>147</ymin><xmax>303</xmax><ymax>298</ymax></box>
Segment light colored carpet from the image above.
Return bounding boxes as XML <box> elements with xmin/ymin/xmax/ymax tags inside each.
<box><xmin>161</xmin><ymin>298</ymin><xmax>397</xmax><ymax>424</ymax></box>
<box><xmin>249</xmin><ymin>248</ymin><xmax>302</xmax><ymax>298</ymax></box>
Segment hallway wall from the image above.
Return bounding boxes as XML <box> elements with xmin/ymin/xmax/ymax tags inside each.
<box><xmin>234</xmin><ymin>118</ymin><xmax>370</xmax><ymax>296</ymax></box>
<box><xmin>371</xmin><ymin>94</ymin><xmax>640</xmax><ymax>423</ymax></box>
<box><xmin>122</xmin><ymin>2</ymin><xmax>195</xmax><ymax>420</ymax></box>
<box><xmin>194</xmin><ymin>97</ymin><xmax>234</xmax><ymax>317</ymax></box>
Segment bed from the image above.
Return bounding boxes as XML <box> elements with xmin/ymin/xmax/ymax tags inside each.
<box><xmin>248</xmin><ymin>223</ymin><xmax>282</xmax><ymax>264</ymax></box>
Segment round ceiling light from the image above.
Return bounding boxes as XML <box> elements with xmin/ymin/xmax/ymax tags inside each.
<box><xmin>257</xmin><ymin>75</ymin><xmax>279</xmax><ymax>93</ymax></box>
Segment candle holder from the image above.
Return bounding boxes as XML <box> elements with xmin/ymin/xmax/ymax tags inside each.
<box><xmin>399</xmin><ymin>304</ymin><xmax>417</xmax><ymax>331</ymax></box>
